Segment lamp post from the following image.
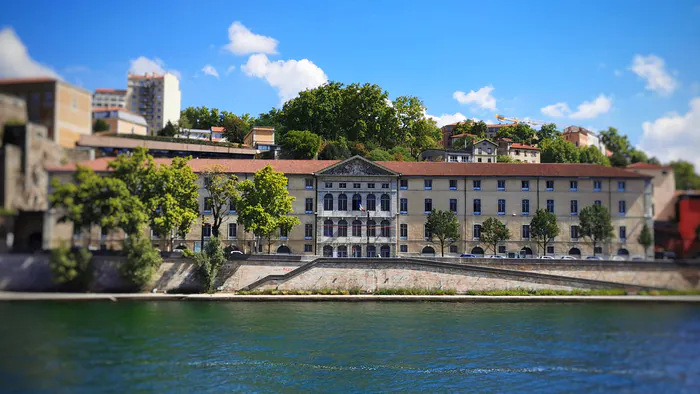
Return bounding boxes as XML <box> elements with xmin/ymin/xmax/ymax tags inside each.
<box><xmin>366</xmin><ymin>210</ymin><xmax>370</xmax><ymax>256</ymax></box>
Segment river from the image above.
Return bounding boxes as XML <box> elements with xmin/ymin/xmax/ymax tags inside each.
<box><xmin>0</xmin><ymin>302</ymin><xmax>699</xmax><ymax>392</ymax></box>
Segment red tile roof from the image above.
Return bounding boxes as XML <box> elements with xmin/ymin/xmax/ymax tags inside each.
<box><xmin>49</xmin><ymin>158</ymin><xmax>650</xmax><ymax>179</ymax></box>
<box><xmin>95</xmin><ymin>88</ymin><xmax>126</xmax><ymax>94</ymax></box>
<box><xmin>93</xmin><ymin>107</ymin><xmax>130</xmax><ymax>113</ymax></box>
<box><xmin>0</xmin><ymin>77</ymin><xmax>57</xmax><ymax>85</ymax></box>
<box><xmin>627</xmin><ymin>162</ymin><xmax>671</xmax><ymax>170</ymax></box>
<box><xmin>510</xmin><ymin>143</ymin><xmax>540</xmax><ymax>150</ymax></box>
<box><xmin>499</xmin><ymin>137</ymin><xmax>513</xmax><ymax>142</ymax></box>
<box><xmin>450</xmin><ymin>133</ymin><xmax>476</xmax><ymax>139</ymax></box>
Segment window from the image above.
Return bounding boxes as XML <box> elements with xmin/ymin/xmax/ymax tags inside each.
<box><xmin>570</xmin><ymin>181</ymin><xmax>578</xmax><ymax>191</ymax></box>
<box><xmin>202</xmin><ymin>223</ymin><xmax>212</xmax><ymax>238</ymax></box>
<box><xmin>380</xmin><ymin>220</ymin><xmax>390</xmax><ymax>237</ymax></box>
<box><xmin>594</xmin><ymin>246</ymin><xmax>603</xmax><ymax>255</ymax></box>
<box><xmin>473</xmin><ymin>180</ymin><xmax>481</xmax><ymax>190</ymax></box>
<box><xmin>618</xmin><ymin>181</ymin><xmax>626</xmax><ymax>192</ymax></box>
<box><xmin>367</xmin><ymin>183</ymin><xmax>375</xmax><ymax>189</ymax></box>
<box><xmin>366</xmin><ymin>194</ymin><xmax>376</xmax><ymax>211</ymax></box>
<box><xmin>305</xmin><ymin>198</ymin><xmax>314</xmax><ymax>214</ymax></box>
<box><xmin>400</xmin><ymin>245</ymin><xmax>408</xmax><ymax>253</ymax></box>
<box><xmin>367</xmin><ymin>220</ymin><xmax>376</xmax><ymax>237</ymax></box>
<box><xmin>324</xmin><ymin>220</ymin><xmax>333</xmax><ymax>237</ymax></box>
<box><xmin>546</xmin><ymin>200</ymin><xmax>555</xmax><ymax>213</ymax></box>
<box><xmin>570</xmin><ymin>200</ymin><xmax>578</xmax><ymax>216</ymax></box>
<box><xmin>305</xmin><ymin>223</ymin><xmax>313</xmax><ymax>239</ymax></box>
<box><xmin>304</xmin><ymin>244</ymin><xmax>313</xmax><ymax>253</ymax></box>
<box><xmin>339</xmin><ymin>183</ymin><xmax>346</xmax><ymax>189</ymax></box>
<box><xmin>522</xmin><ymin>225</ymin><xmax>530</xmax><ymax>239</ymax></box>
<box><xmin>353</xmin><ymin>183</ymin><xmax>361</xmax><ymax>189</ymax></box>
<box><xmin>229</xmin><ymin>200</ymin><xmax>237</xmax><ymax>213</ymax></box>
<box><xmin>367</xmin><ymin>245</ymin><xmax>376</xmax><ymax>257</ymax></box>
<box><xmin>547</xmin><ymin>246</ymin><xmax>555</xmax><ymax>255</ymax></box>
<box><xmin>570</xmin><ymin>225</ymin><xmax>580</xmax><ymax>239</ymax></box>
<box><xmin>305</xmin><ymin>179</ymin><xmax>313</xmax><ymax>189</ymax></box>
<box><xmin>546</xmin><ymin>180</ymin><xmax>554</xmax><ymax>191</ymax></box>
<box><xmin>43</xmin><ymin>92</ymin><xmax>54</xmax><ymax>107</ymax></box>
<box><xmin>203</xmin><ymin>197</ymin><xmax>212</xmax><ymax>213</ymax></box>
<box><xmin>325</xmin><ymin>182</ymin><xmax>332</xmax><ymax>188</ymax></box>
<box><xmin>280</xmin><ymin>226</ymin><xmax>288</xmax><ymax>239</ymax></box>
<box><xmin>522</xmin><ymin>199</ymin><xmax>530</xmax><ymax>215</ymax></box>
<box><xmin>352</xmin><ymin>194</ymin><xmax>362</xmax><ymax>210</ymax></box>
<box><xmin>380</xmin><ymin>194</ymin><xmax>390</xmax><ymax>211</ymax></box>
<box><xmin>498</xmin><ymin>245</ymin><xmax>506</xmax><ymax>254</ymax></box>
<box><xmin>424</xmin><ymin>179</ymin><xmax>433</xmax><ymax>190</ymax></box>
<box><xmin>400</xmin><ymin>179</ymin><xmax>408</xmax><ymax>190</ymax></box>
<box><xmin>473</xmin><ymin>199</ymin><xmax>481</xmax><ymax>215</ymax></box>
<box><xmin>424</xmin><ymin>226</ymin><xmax>432</xmax><ymax>240</ymax></box>
<box><xmin>338</xmin><ymin>194</ymin><xmax>348</xmax><ymax>211</ymax></box>
<box><xmin>594</xmin><ymin>200</ymin><xmax>602</xmax><ymax>206</ymax></box>
<box><xmin>226</xmin><ymin>223</ymin><xmax>237</xmax><ymax>239</ymax></box>
<box><xmin>400</xmin><ymin>198</ymin><xmax>408</xmax><ymax>214</ymax></box>
<box><xmin>474</xmin><ymin>224</ymin><xmax>481</xmax><ymax>239</ymax></box>
<box><xmin>323</xmin><ymin>194</ymin><xmax>334</xmax><ymax>211</ymax></box>
<box><xmin>449</xmin><ymin>155</ymin><xmax>457</xmax><ymax>162</ymax></box>
<box><xmin>478</xmin><ymin>158</ymin><xmax>482</xmax><ymax>162</ymax></box>
<box><xmin>594</xmin><ymin>180</ymin><xmax>602</xmax><ymax>192</ymax></box>
<box><xmin>382</xmin><ymin>183</ymin><xmax>389</xmax><ymax>189</ymax></box>
<box><xmin>498</xmin><ymin>199</ymin><xmax>506</xmax><ymax>215</ymax></box>
<box><xmin>521</xmin><ymin>180</ymin><xmax>530</xmax><ymax>191</ymax></box>
<box><xmin>450</xmin><ymin>245</ymin><xmax>458</xmax><ymax>254</ymax></box>
<box><xmin>335</xmin><ymin>220</ymin><xmax>346</xmax><ymax>237</ymax></box>
<box><xmin>450</xmin><ymin>180</ymin><xmax>457</xmax><ymax>190</ymax></box>
<box><xmin>450</xmin><ymin>199</ymin><xmax>458</xmax><ymax>213</ymax></box>
<box><xmin>497</xmin><ymin>180</ymin><xmax>506</xmax><ymax>191</ymax></box>
<box><xmin>400</xmin><ymin>224</ymin><xmax>408</xmax><ymax>239</ymax></box>
<box><xmin>619</xmin><ymin>200</ymin><xmax>626</xmax><ymax>216</ymax></box>
<box><xmin>619</xmin><ymin>226</ymin><xmax>627</xmax><ymax>240</ymax></box>
<box><xmin>424</xmin><ymin>198</ymin><xmax>433</xmax><ymax>213</ymax></box>
<box><xmin>352</xmin><ymin>220</ymin><xmax>362</xmax><ymax>237</ymax></box>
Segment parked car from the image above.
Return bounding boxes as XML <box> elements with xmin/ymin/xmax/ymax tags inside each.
<box><xmin>611</xmin><ymin>256</ymin><xmax>626</xmax><ymax>261</ymax></box>
<box><xmin>586</xmin><ymin>256</ymin><xmax>604</xmax><ymax>260</ymax></box>
<box><xmin>460</xmin><ymin>253</ymin><xmax>477</xmax><ymax>258</ymax></box>
<box><xmin>631</xmin><ymin>256</ymin><xmax>645</xmax><ymax>261</ymax></box>
<box><xmin>539</xmin><ymin>255</ymin><xmax>555</xmax><ymax>260</ymax></box>
<box><xmin>487</xmin><ymin>255</ymin><xmax>505</xmax><ymax>259</ymax></box>
<box><xmin>560</xmin><ymin>255</ymin><xmax>577</xmax><ymax>260</ymax></box>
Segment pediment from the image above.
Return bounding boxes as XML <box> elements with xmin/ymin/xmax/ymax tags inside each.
<box><xmin>317</xmin><ymin>156</ymin><xmax>398</xmax><ymax>176</ymax></box>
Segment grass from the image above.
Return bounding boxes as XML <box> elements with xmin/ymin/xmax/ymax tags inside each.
<box><xmin>233</xmin><ymin>288</ymin><xmax>700</xmax><ymax>296</ymax></box>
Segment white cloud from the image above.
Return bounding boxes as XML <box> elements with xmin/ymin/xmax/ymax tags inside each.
<box><xmin>129</xmin><ymin>56</ymin><xmax>180</xmax><ymax>79</ymax></box>
<box><xmin>639</xmin><ymin>98</ymin><xmax>700</xmax><ymax>168</ymax></box>
<box><xmin>225</xmin><ymin>21</ymin><xmax>278</xmax><ymax>55</ymax></box>
<box><xmin>226</xmin><ymin>65</ymin><xmax>236</xmax><ymax>75</ymax></box>
<box><xmin>241</xmin><ymin>53</ymin><xmax>327</xmax><ymax>104</ymax></box>
<box><xmin>425</xmin><ymin>112</ymin><xmax>467</xmax><ymax>127</ymax></box>
<box><xmin>201</xmin><ymin>64</ymin><xmax>219</xmax><ymax>79</ymax></box>
<box><xmin>540</xmin><ymin>102</ymin><xmax>571</xmax><ymax>118</ymax></box>
<box><xmin>453</xmin><ymin>85</ymin><xmax>497</xmax><ymax>111</ymax></box>
<box><xmin>540</xmin><ymin>94</ymin><xmax>612</xmax><ymax>120</ymax></box>
<box><xmin>0</xmin><ymin>27</ymin><xmax>60</xmax><ymax>79</ymax></box>
<box><xmin>629</xmin><ymin>54</ymin><xmax>678</xmax><ymax>96</ymax></box>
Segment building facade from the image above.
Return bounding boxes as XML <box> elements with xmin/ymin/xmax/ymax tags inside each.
<box><xmin>46</xmin><ymin>157</ymin><xmax>653</xmax><ymax>258</ymax></box>
<box><xmin>563</xmin><ymin>126</ymin><xmax>610</xmax><ymax>156</ymax></box>
<box><xmin>0</xmin><ymin>77</ymin><xmax>92</xmax><ymax>147</ymax></box>
<box><xmin>126</xmin><ymin>72</ymin><xmax>181</xmax><ymax>134</ymax></box>
<box><xmin>92</xmin><ymin>89</ymin><xmax>127</xmax><ymax>109</ymax></box>
<box><xmin>92</xmin><ymin>108</ymin><xmax>147</xmax><ymax>136</ymax></box>
<box><xmin>626</xmin><ymin>162</ymin><xmax>676</xmax><ymax>220</ymax></box>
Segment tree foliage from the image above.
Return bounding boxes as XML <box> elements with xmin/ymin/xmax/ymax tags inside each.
<box><xmin>530</xmin><ymin>209</ymin><xmax>560</xmax><ymax>256</ymax></box>
<box><xmin>480</xmin><ymin>217</ymin><xmax>511</xmax><ymax>255</ymax></box>
<box><xmin>201</xmin><ymin>165</ymin><xmax>239</xmax><ymax>238</ymax></box>
<box><xmin>540</xmin><ymin>137</ymin><xmax>580</xmax><ymax>163</ymax></box>
<box><xmin>93</xmin><ymin>119</ymin><xmax>109</xmax><ymax>133</ymax></box>
<box><xmin>49</xmin><ymin>245</ymin><xmax>93</xmax><ymax>291</ymax></box>
<box><xmin>236</xmin><ymin>165</ymin><xmax>300</xmax><ymax>253</ymax></box>
<box><xmin>497</xmin><ymin>155</ymin><xmax>514</xmax><ymax>163</ymax></box>
<box><xmin>425</xmin><ymin>210</ymin><xmax>460</xmax><ymax>256</ymax></box>
<box><xmin>158</xmin><ymin>120</ymin><xmax>177</xmax><ymax>137</ymax></box>
<box><xmin>319</xmin><ymin>137</ymin><xmax>352</xmax><ymax>160</ymax></box>
<box><xmin>194</xmin><ymin>237</ymin><xmax>226</xmax><ymax>293</ymax></box>
<box><xmin>579</xmin><ymin>204</ymin><xmax>614</xmax><ymax>255</ymax></box>
<box><xmin>537</xmin><ymin>123</ymin><xmax>560</xmax><ymax>141</ymax></box>
<box><xmin>280</xmin><ymin>130</ymin><xmax>322</xmax><ymax>159</ymax></box>
<box><xmin>221</xmin><ymin>114</ymin><xmax>249</xmax><ymax>143</ymax></box>
<box><xmin>367</xmin><ymin>148</ymin><xmax>394</xmax><ymax>161</ymax></box>
<box><xmin>495</xmin><ymin>123</ymin><xmax>536</xmax><ymax>144</ymax></box>
<box><xmin>669</xmin><ymin>160</ymin><xmax>700</xmax><ymax>190</ymax></box>
<box><xmin>578</xmin><ymin>145</ymin><xmax>611</xmax><ymax>166</ymax></box>
<box><xmin>637</xmin><ymin>223</ymin><xmax>653</xmax><ymax>258</ymax></box>
<box><xmin>121</xmin><ymin>230</ymin><xmax>163</xmax><ymax>290</ymax></box>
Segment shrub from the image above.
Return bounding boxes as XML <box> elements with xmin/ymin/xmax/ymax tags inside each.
<box><xmin>182</xmin><ymin>249</ymin><xmax>195</xmax><ymax>258</ymax></box>
<box><xmin>49</xmin><ymin>244</ymin><xmax>93</xmax><ymax>291</ymax></box>
<box><xmin>195</xmin><ymin>237</ymin><xmax>226</xmax><ymax>293</ymax></box>
<box><xmin>121</xmin><ymin>232</ymin><xmax>163</xmax><ymax>290</ymax></box>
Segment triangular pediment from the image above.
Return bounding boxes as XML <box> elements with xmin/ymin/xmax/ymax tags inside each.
<box><xmin>317</xmin><ymin>156</ymin><xmax>398</xmax><ymax>176</ymax></box>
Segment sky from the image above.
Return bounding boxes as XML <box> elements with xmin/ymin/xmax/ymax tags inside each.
<box><xmin>1</xmin><ymin>0</ymin><xmax>699</xmax><ymax>166</ymax></box>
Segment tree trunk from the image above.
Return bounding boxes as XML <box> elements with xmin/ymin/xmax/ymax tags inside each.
<box><xmin>592</xmin><ymin>241</ymin><xmax>597</xmax><ymax>256</ymax></box>
<box><xmin>267</xmin><ymin>236</ymin><xmax>272</xmax><ymax>254</ymax></box>
<box><xmin>440</xmin><ymin>241</ymin><xmax>444</xmax><ymax>257</ymax></box>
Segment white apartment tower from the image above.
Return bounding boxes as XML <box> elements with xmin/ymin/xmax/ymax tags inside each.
<box><xmin>126</xmin><ymin>72</ymin><xmax>181</xmax><ymax>134</ymax></box>
<box><xmin>92</xmin><ymin>89</ymin><xmax>127</xmax><ymax>109</ymax></box>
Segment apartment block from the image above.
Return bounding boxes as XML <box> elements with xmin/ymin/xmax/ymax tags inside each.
<box><xmin>92</xmin><ymin>88</ymin><xmax>127</xmax><ymax>109</ymax></box>
<box><xmin>0</xmin><ymin>77</ymin><xmax>92</xmax><ymax>147</ymax></box>
<box><xmin>47</xmin><ymin>157</ymin><xmax>653</xmax><ymax>258</ymax></box>
<box><xmin>563</xmin><ymin>126</ymin><xmax>610</xmax><ymax>156</ymax></box>
<box><xmin>92</xmin><ymin>108</ymin><xmax>147</xmax><ymax>136</ymax></box>
<box><xmin>126</xmin><ymin>72</ymin><xmax>181</xmax><ymax>134</ymax></box>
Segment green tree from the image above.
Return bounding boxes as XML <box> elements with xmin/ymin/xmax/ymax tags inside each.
<box><xmin>579</xmin><ymin>204</ymin><xmax>614</xmax><ymax>256</ymax></box>
<box><xmin>366</xmin><ymin>148</ymin><xmax>394</xmax><ymax>161</ymax></box>
<box><xmin>389</xmin><ymin>146</ymin><xmax>415</xmax><ymax>161</ymax></box>
<box><xmin>530</xmin><ymin>209</ymin><xmax>560</xmax><ymax>256</ymax></box>
<box><xmin>480</xmin><ymin>217</ymin><xmax>511</xmax><ymax>255</ymax></box>
<box><xmin>194</xmin><ymin>237</ymin><xmax>226</xmax><ymax>292</ymax></box>
<box><xmin>452</xmin><ymin>121</ymin><xmax>473</xmax><ymax>136</ymax></box>
<box><xmin>425</xmin><ymin>209</ymin><xmax>460</xmax><ymax>256</ymax></box>
<box><xmin>578</xmin><ymin>146</ymin><xmax>611</xmax><ymax>166</ymax></box>
<box><xmin>280</xmin><ymin>130</ymin><xmax>322</xmax><ymax>159</ymax></box>
<box><xmin>236</xmin><ymin>165</ymin><xmax>301</xmax><ymax>254</ymax></box>
<box><xmin>540</xmin><ymin>137</ymin><xmax>580</xmax><ymax>163</ymax></box>
<box><xmin>471</xmin><ymin>121</ymin><xmax>488</xmax><ymax>138</ymax></box>
<box><xmin>158</xmin><ymin>120</ymin><xmax>177</xmax><ymax>137</ymax></box>
<box><xmin>497</xmin><ymin>155</ymin><xmax>514</xmax><ymax>163</ymax></box>
<box><xmin>201</xmin><ymin>165</ymin><xmax>240</xmax><ymax>238</ymax></box>
<box><xmin>121</xmin><ymin>229</ymin><xmax>162</xmax><ymax>290</ymax></box>
<box><xmin>93</xmin><ymin>119</ymin><xmax>109</xmax><ymax>133</ymax></box>
<box><xmin>509</xmin><ymin>123</ymin><xmax>536</xmax><ymax>144</ymax></box>
<box><xmin>599</xmin><ymin>127</ymin><xmax>633</xmax><ymax>167</ymax></box>
<box><xmin>408</xmin><ymin>118</ymin><xmax>442</xmax><ymax>157</ymax></box>
<box><xmin>181</xmin><ymin>106</ymin><xmax>219</xmax><ymax>129</ymax></box>
<box><xmin>318</xmin><ymin>138</ymin><xmax>351</xmax><ymax>160</ymax></box>
<box><xmin>669</xmin><ymin>160</ymin><xmax>700</xmax><ymax>190</ymax></box>
<box><xmin>221</xmin><ymin>113</ymin><xmax>248</xmax><ymax>143</ymax></box>
<box><xmin>537</xmin><ymin>123</ymin><xmax>560</xmax><ymax>141</ymax></box>
<box><xmin>49</xmin><ymin>245</ymin><xmax>93</xmax><ymax>291</ymax></box>
<box><xmin>453</xmin><ymin>134</ymin><xmax>476</xmax><ymax>150</ymax></box>
<box><xmin>637</xmin><ymin>223</ymin><xmax>653</xmax><ymax>258</ymax></box>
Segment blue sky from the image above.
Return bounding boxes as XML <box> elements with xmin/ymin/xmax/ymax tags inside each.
<box><xmin>1</xmin><ymin>0</ymin><xmax>699</xmax><ymax>165</ymax></box>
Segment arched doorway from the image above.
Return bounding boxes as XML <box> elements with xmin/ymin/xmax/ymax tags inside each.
<box><xmin>352</xmin><ymin>245</ymin><xmax>362</xmax><ymax>257</ymax></box>
<box><xmin>337</xmin><ymin>246</ymin><xmax>348</xmax><ymax>258</ymax></box>
<box><xmin>323</xmin><ymin>245</ymin><xmax>333</xmax><ymax>257</ymax></box>
<box><xmin>380</xmin><ymin>245</ymin><xmax>391</xmax><ymax>258</ymax></box>
<box><xmin>520</xmin><ymin>247</ymin><xmax>533</xmax><ymax>257</ymax></box>
<box><xmin>568</xmin><ymin>247</ymin><xmax>581</xmax><ymax>257</ymax></box>
<box><xmin>617</xmin><ymin>248</ymin><xmax>629</xmax><ymax>257</ymax></box>
<box><xmin>422</xmin><ymin>246</ymin><xmax>436</xmax><ymax>255</ymax></box>
<box><xmin>28</xmin><ymin>232</ymin><xmax>42</xmax><ymax>250</ymax></box>
<box><xmin>367</xmin><ymin>245</ymin><xmax>376</xmax><ymax>257</ymax></box>
<box><xmin>277</xmin><ymin>245</ymin><xmax>291</xmax><ymax>254</ymax></box>
<box><xmin>471</xmin><ymin>246</ymin><xmax>485</xmax><ymax>256</ymax></box>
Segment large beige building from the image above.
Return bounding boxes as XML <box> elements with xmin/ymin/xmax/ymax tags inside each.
<box><xmin>46</xmin><ymin>157</ymin><xmax>652</xmax><ymax>258</ymax></box>
<box><xmin>92</xmin><ymin>108</ymin><xmax>147</xmax><ymax>136</ymax></box>
<box><xmin>0</xmin><ymin>77</ymin><xmax>92</xmax><ymax>147</ymax></box>
<box><xmin>626</xmin><ymin>162</ymin><xmax>676</xmax><ymax>220</ymax></box>
<box><xmin>126</xmin><ymin>72</ymin><xmax>180</xmax><ymax>134</ymax></box>
<box><xmin>92</xmin><ymin>88</ymin><xmax>127</xmax><ymax>109</ymax></box>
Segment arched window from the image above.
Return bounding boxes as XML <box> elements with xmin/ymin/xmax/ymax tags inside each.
<box><xmin>366</xmin><ymin>194</ymin><xmax>376</xmax><ymax>211</ymax></box>
<box><xmin>352</xmin><ymin>220</ymin><xmax>362</xmax><ymax>237</ymax></box>
<box><xmin>277</xmin><ymin>245</ymin><xmax>291</xmax><ymax>254</ymax></box>
<box><xmin>338</xmin><ymin>220</ymin><xmax>348</xmax><ymax>237</ymax></box>
<box><xmin>471</xmin><ymin>246</ymin><xmax>485</xmax><ymax>256</ymax></box>
<box><xmin>380</xmin><ymin>245</ymin><xmax>391</xmax><ymax>258</ymax></box>
<box><xmin>380</xmin><ymin>194</ymin><xmax>390</xmax><ymax>211</ymax></box>
<box><xmin>520</xmin><ymin>247</ymin><xmax>533</xmax><ymax>257</ymax></box>
<box><xmin>324</xmin><ymin>219</ymin><xmax>333</xmax><ymax>237</ymax></box>
<box><xmin>367</xmin><ymin>220</ymin><xmax>376</xmax><ymax>237</ymax></box>
<box><xmin>380</xmin><ymin>220</ymin><xmax>390</xmax><ymax>237</ymax></box>
<box><xmin>352</xmin><ymin>194</ymin><xmax>362</xmax><ymax>211</ymax></box>
<box><xmin>617</xmin><ymin>248</ymin><xmax>629</xmax><ymax>256</ymax></box>
<box><xmin>323</xmin><ymin>245</ymin><xmax>333</xmax><ymax>257</ymax></box>
<box><xmin>352</xmin><ymin>245</ymin><xmax>362</xmax><ymax>257</ymax></box>
<box><xmin>323</xmin><ymin>193</ymin><xmax>334</xmax><ymax>211</ymax></box>
<box><xmin>337</xmin><ymin>245</ymin><xmax>348</xmax><ymax>257</ymax></box>
<box><xmin>422</xmin><ymin>246</ymin><xmax>436</xmax><ymax>255</ymax></box>
<box><xmin>338</xmin><ymin>194</ymin><xmax>348</xmax><ymax>211</ymax></box>
<box><xmin>568</xmin><ymin>247</ymin><xmax>581</xmax><ymax>256</ymax></box>
<box><xmin>367</xmin><ymin>245</ymin><xmax>376</xmax><ymax>257</ymax></box>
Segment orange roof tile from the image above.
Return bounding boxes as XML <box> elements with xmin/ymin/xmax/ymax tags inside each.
<box><xmin>627</xmin><ymin>162</ymin><xmax>671</xmax><ymax>170</ymax></box>
<box><xmin>450</xmin><ymin>133</ymin><xmax>476</xmax><ymax>138</ymax></box>
<box><xmin>211</xmin><ymin>126</ymin><xmax>225</xmax><ymax>132</ymax></box>
<box><xmin>0</xmin><ymin>77</ymin><xmax>57</xmax><ymax>85</ymax></box>
<box><xmin>510</xmin><ymin>143</ymin><xmax>540</xmax><ymax>150</ymax></box>
<box><xmin>95</xmin><ymin>88</ymin><xmax>126</xmax><ymax>94</ymax></box>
